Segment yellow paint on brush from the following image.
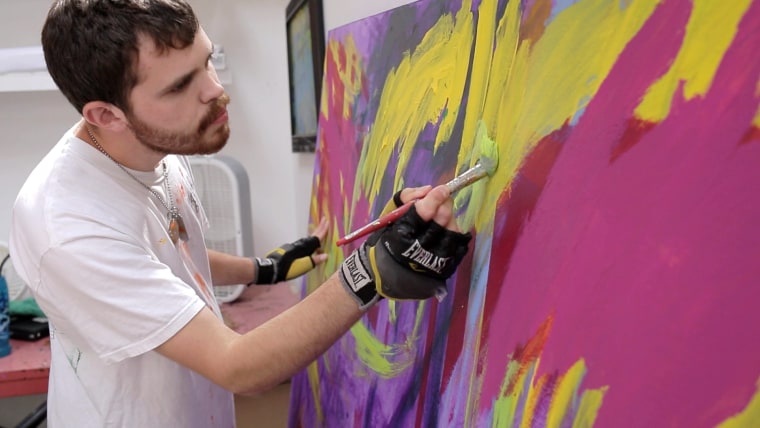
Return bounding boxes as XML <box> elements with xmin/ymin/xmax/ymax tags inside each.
<box><xmin>635</xmin><ymin>0</ymin><xmax>754</xmax><ymax>122</ymax></box>
<box><xmin>716</xmin><ymin>377</ymin><xmax>760</xmax><ymax>427</ymax></box>
<box><xmin>457</xmin><ymin>119</ymin><xmax>502</xmax><ymax>230</ymax></box>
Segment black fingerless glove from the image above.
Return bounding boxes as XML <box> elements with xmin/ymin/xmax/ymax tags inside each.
<box><xmin>249</xmin><ymin>236</ymin><xmax>321</xmax><ymax>285</ymax></box>
<box><xmin>339</xmin><ymin>205</ymin><xmax>472</xmax><ymax>310</ymax></box>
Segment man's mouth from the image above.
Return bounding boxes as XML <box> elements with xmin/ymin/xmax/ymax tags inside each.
<box><xmin>211</xmin><ymin>108</ymin><xmax>228</xmax><ymax>125</ymax></box>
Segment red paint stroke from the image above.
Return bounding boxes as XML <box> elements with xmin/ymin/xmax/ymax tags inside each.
<box><xmin>503</xmin><ymin>314</ymin><xmax>553</xmax><ymax>396</ymax></box>
<box><xmin>610</xmin><ymin>117</ymin><xmax>657</xmax><ymax>162</ymax></box>
<box><xmin>739</xmin><ymin>125</ymin><xmax>760</xmax><ymax>145</ymax></box>
<box><xmin>480</xmin><ymin>0</ymin><xmax>760</xmax><ymax>425</ymax></box>
<box><xmin>315</xmin><ymin>40</ymin><xmax>372</xmax><ymax>245</ymax></box>
<box><xmin>480</xmin><ymin>0</ymin><xmax>693</xmax><ymax>407</ymax></box>
<box><xmin>440</xmin><ymin>252</ymin><xmax>475</xmax><ymax>382</ymax></box>
<box><xmin>480</xmin><ymin>124</ymin><xmax>567</xmax><ymax>345</ymax></box>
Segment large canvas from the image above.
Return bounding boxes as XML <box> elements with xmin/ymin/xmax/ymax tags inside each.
<box><xmin>291</xmin><ymin>0</ymin><xmax>760</xmax><ymax>426</ymax></box>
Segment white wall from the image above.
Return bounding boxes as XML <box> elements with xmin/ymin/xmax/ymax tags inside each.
<box><xmin>0</xmin><ymin>0</ymin><xmax>416</xmax><ymax>424</ymax></box>
<box><xmin>0</xmin><ymin>0</ymin><xmax>414</xmax><ymax>254</ymax></box>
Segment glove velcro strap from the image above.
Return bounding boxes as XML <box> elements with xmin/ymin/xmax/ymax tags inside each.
<box><xmin>338</xmin><ymin>246</ymin><xmax>380</xmax><ymax>310</ymax></box>
<box><xmin>249</xmin><ymin>257</ymin><xmax>277</xmax><ymax>285</ymax></box>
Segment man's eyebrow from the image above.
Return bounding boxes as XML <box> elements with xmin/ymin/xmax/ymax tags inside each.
<box><xmin>161</xmin><ymin>70</ymin><xmax>197</xmax><ymax>94</ymax></box>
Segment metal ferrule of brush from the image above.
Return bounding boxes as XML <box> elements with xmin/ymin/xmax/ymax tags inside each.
<box><xmin>445</xmin><ymin>162</ymin><xmax>487</xmax><ymax>194</ymax></box>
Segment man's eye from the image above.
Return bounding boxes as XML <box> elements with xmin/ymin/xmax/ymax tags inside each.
<box><xmin>170</xmin><ymin>81</ymin><xmax>190</xmax><ymax>93</ymax></box>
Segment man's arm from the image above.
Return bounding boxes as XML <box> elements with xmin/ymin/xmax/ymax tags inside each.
<box><xmin>157</xmin><ymin>185</ymin><xmax>459</xmax><ymax>395</ymax></box>
<box><xmin>207</xmin><ymin>217</ymin><xmax>329</xmax><ymax>286</ymax></box>
<box><xmin>157</xmin><ymin>272</ymin><xmax>361</xmax><ymax>395</ymax></box>
<box><xmin>206</xmin><ymin>249</ymin><xmax>254</xmax><ymax>286</ymax></box>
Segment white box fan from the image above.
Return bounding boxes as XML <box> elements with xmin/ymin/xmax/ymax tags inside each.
<box><xmin>189</xmin><ymin>155</ymin><xmax>254</xmax><ymax>303</ymax></box>
<box><xmin>0</xmin><ymin>241</ymin><xmax>32</xmax><ymax>302</ymax></box>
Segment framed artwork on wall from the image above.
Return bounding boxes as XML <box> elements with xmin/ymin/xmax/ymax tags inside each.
<box><xmin>286</xmin><ymin>0</ymin><xmax>325</xmax><ymax>153</ymax></box>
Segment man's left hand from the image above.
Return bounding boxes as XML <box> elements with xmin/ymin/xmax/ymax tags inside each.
<box><xmin>250</xmin><ymin>218</ymin><xmax>328</xmax><ymax>284</ymax></box>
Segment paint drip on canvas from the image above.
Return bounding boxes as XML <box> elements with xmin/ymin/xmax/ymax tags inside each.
<box><xmin>292</xmin><ymin>0</ymin><xmax>760</xmax><ymax>426</ymax></box>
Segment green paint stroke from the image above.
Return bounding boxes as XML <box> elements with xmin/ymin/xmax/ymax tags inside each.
<box><xmin>351</xmin><ymin>302</ymin><xmax>428</xmax><ymax>378</ymax></box>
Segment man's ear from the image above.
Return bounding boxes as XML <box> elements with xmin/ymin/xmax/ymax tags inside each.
<box><xmin>81</xmin><ymin>101</ymin><xmax>129</xmax><ymax>132</ymax></box>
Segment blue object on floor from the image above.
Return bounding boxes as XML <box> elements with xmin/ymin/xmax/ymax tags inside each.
<box><xmin>1</xmin><ymin>254</ymin><xmax>13</xmax><ymax>357</ymax></box>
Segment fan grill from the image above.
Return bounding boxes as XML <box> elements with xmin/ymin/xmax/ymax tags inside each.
<box><xmin>189</xmin><ymin>155</ymin><xmax>253</xmax><ymax>303</ymax></box>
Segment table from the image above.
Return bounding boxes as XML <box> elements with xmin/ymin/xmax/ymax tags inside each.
<box><xmin>221</xmin><ymin>283</ymin><xmax>301</xmax><ymax>333</ymax></box>
<box><xmin>0</xmin><ymin>338</ymin><xmax>50</xmax><ymax>399</ymax></box>
<box><xmin>0</xmin><ymin>283</ymin><xmax>300</xmax><ymax>398</ymax></box>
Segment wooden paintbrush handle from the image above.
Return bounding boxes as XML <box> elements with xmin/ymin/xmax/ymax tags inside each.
<box><xmin>336</xmin><ymin>200</ymin><xmax>415</xmax><ymax>246</ymax></box>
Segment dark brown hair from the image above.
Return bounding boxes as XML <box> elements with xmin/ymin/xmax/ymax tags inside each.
<box><xmin>41</xmin><ymin>0</ymin><xmax>199</xmax><ymax>114</ymax></box>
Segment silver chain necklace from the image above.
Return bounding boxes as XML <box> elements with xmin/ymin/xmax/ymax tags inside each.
<box><xmin>85</xmin><ymin>126</ymin><xmax>188</xmax><ymax>244</ymax></box>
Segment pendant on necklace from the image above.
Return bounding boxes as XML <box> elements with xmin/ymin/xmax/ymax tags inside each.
<box><xmin>168</xmin><ymin>211</ymin><xmax>188</xmax><ymax>244</ymax></box>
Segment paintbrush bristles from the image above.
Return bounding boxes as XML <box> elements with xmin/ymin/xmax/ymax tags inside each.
<box><xmin>479</xmin><ymin>154</ymin><xmax>498</xmax><ymax>176</ymax></box>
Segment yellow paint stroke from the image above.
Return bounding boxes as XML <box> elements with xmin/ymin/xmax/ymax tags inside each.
<box><xmin>493</xmin><ymin>0</ymin><xmax>660</xmax><ymax>206</ymax></box>
<box><xmin>716</xmin><ymin>377</ymin><xmax>760</xmax><ymax>427</ymax></box>
<box><xmin>461</xmin><ymin>0</ymin><xmax>521</xmax><ymax>232</ymax></box>
<box><xmin>468</xmin><ymin>0</ymin><xmax>662</xmax><ymax>234</ymax></box>
<box><xmin>571</xmin><ymin>386</ymin><xmax>609</xmax><ymax>428</ymax></box>
<box><xmin>458</xmin><ymin>0</ymin><xmax>497</xmax><ymax>169</ymax></box>
<box><xmin>491</xmin><ymin>353</ymin><xmax>526</xmax><ymax>425</ymax></box>
<box><xmin>357</xmin><ymin>0</ymin><xmax>661</xmax><ymax>237</ymax></box>
<box><xmin>460</xmin><ymin>0</ymin><xmax>512</xmax><ymax>420</ymax></box>
<box><xmin>490</xmin><ymin>356</ymin><xmax>608</xmax><ymax>428</ymax></box>
<box><xmin>547</xmin><ymin>360</ymin><xmax>588</xmax><ymax>427</ymax></box>
<box><xmin>455</xmin><ymin>0</ymin><xmax>505</xmax><ymax>235</ymax></box>
<box><xmin>635</xmin><ymin>0</ymin><xmax>754</xmax><ymax>122</ymax></box>
<box><xmin>519</xmin><ymin>371</ymin><xmax>546</xmax><ymax>428</ymax></box>
<box><xmin>490</xmin><ymin>316</ymin><xmax>607</xmax><ymax>427</ymax></box>
<box><xmin>547</xmin><ymin>360</ymin><xmax>609</xmax><ymax>428</ymax></box>
<box><xmin>307</xmin><ymin>359</ymin><xmax>324</xmax><ymax>423</ymax></box>
<box><xmin>361</xmin><ymin>0</ymin><xmax>474</xmax><ymax>205</ymax></box>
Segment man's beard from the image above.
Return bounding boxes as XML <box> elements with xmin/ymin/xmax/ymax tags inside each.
<box><xmin>127</xmin><ymin>93</ymin><xmax>231</xmax><ymax>155</ymax></box>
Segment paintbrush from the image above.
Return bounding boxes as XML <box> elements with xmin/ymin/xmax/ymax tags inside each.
<box><xmin>337</xmin><ymin>134</ymin><xmax>499</xmax><ymax>246</ymax></box>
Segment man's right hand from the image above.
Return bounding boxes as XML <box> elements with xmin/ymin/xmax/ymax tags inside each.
<box><xmin>339</xmin><ymin>185</ymin><xmax>472</xmax><ymax>309</ymax></box>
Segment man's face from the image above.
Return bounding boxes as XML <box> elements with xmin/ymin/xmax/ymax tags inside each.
<box><xmin>126</xmin><ymin>28</ymin><xmax>230</xmax><ymax>155</ymax></box>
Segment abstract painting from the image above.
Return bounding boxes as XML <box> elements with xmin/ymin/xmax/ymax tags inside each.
<box><xmin>291</xmin><ymin>0</ymin><xmax>760</xmax><ymax>426</ymax></box>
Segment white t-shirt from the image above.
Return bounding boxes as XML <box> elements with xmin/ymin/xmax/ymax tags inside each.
<box><xmin>9</xmin><ymin>125</ymin><xmax>235</xmax><ymax>427</ymax></box>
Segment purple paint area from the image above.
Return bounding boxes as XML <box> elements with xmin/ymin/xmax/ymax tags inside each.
<box><xmin>481</xmin><ymin>0</ymin><xmax>760</xmax><ymax>425</ymax></box>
